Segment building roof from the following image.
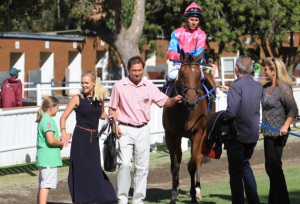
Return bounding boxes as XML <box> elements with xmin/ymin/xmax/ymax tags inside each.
<box><xmin>0</xmin><ymin>33</ymin><xmax>85</xmax><ymax>42</ymax></box>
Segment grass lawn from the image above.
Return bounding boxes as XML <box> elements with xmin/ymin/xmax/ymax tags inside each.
<box><xmin>143</xmin><ymin>163</ymin><xmax>300</xmax><ymax>204</ymax></box>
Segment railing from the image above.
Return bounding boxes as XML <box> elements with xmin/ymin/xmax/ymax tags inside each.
<box><xmin>1</xmin><ymin>84</ymin><xmax>299</xmax><ymax>168</ymax></box>
<box><xmin>0</xmin><ymin>90</ymin><xmax>232</xmax><ymax>167</ymax></box>
<box><xmin>22</xmin><ymin>80</ymin><xmax>165</xmax><ymax>106</ymax></box>
<box><xmin>0</xmin><ymin>103</ymin><xmax>167</xmax><ymax>167</ymax></box>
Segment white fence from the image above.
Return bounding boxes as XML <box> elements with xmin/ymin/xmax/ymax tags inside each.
<box><xmin>0</xmin><ymin>88</ymin><xmax>299</xmax><ymax>168</ymax></box>
<box><xmin>23</xmin><ymin>80</ymin><xmax>166</xmax><ymax>106</ymax></box>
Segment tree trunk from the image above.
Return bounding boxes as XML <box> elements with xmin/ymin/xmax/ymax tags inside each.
<box><xmin>288</xmin><ymin>45</ymin><xmax>300</xmax><ymax>75</ymax></box>
<box><xmin>112</xmin><ymin>0</ymin><xmax>148</xmax><ymax>78</ymax></box>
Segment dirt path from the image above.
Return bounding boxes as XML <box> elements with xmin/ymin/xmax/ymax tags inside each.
<box><xmin>1</xmin><ymin>137</ymin><xmax>300</xmax><ymax>204</ymax></box>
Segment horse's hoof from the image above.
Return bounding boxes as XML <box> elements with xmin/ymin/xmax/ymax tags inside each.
<box><xmin>195</xmin><ymin>187</ymin><xmax>202</xmax><ymax>201</ymax></box>
<box><xmin>171</xmin><ymin>190</ymin><xmax>178</xmax><ymax>201</ymax></box>
<box><xmin>190</xmin><ymin>199</ymin><xmax>199</xmax><ymax>204</ymax></box>
<box><xmin>196</xmin><ymin>195</ymin><xmax>203</xmax><ymax>201</ymax></box>
<box><xmin>169</xmin><ymin>200</ymin><xmax>176</xmax><ymax>204</ymax></box>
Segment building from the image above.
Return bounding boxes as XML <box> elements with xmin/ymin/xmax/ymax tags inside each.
<box><xmin>1</xmin><ymin>31</ymin><xmax>299</xmax><ymax>97</ymax></box>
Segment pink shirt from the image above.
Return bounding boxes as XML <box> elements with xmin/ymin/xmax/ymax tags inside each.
<box><xmin>167</xmin><ymin>26</ymin><xmax>206</xmax><ymax>62</ymax></box>
<box><xmin>109</xmin><ymin>77</ymin><xmax>168</xmax><ymax>125</ymax></box>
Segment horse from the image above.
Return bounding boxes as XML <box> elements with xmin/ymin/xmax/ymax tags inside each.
<box><xmin>163</xmin><ymin>49</ymin><xmax>216</xmax><ymax>204</ymax></box>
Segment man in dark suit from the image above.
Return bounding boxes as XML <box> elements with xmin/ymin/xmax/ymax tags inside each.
<box><xmin>219</xmin><ymin>56</ymin><xmax>263</xmax><ymax>204</ymax></box>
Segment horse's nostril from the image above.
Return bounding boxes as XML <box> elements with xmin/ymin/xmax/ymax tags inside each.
<box><xmin>186</xmin><ymin>102</ymin><xmax>197</xmax><ymax>110</ymax></box>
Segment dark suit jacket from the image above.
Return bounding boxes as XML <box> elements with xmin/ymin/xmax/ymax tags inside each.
<box><xmin>222</xmin><ymin>76</ymin><xmax>263</xmax><ymax>143</ymax></box>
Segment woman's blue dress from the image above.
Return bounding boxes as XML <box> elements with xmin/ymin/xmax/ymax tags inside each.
<box><xmin>68</xmin><ymin>95</ymin><xmax>116</xmax><ymax>203</ymax></box>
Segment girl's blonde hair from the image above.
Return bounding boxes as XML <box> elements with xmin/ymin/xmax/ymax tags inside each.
<box><xmin>35</xmin><ymin>96</ymin><xmax>60</xmax><ymax>123</ymax></box>
<box><xmin>80</xmin><ymin>71</ymin><xmax>109</xmax><ymax>102</ymax></box>
<box><xmin>264</xmin><ymin>58</ymin><xmax>293</xmax><ymax>87</ymax></box>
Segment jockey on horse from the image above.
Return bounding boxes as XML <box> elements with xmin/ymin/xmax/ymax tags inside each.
<box><xmin>163</xmin><ymin>2</ymin><xmax>216</xmax><ymax>105</ymax></box>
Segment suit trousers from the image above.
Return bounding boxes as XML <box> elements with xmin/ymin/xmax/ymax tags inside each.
<box><xmin>264</xmin><ymin>135</ymin><xmax>290</xmax><ymax>204</ymax></box>
<box><xmin>226</xmin><ymin>139</ymin><xmax>260</xmax><ymax>204</ymax></box>
<box><xmin>116</xmin><ymin>124</ymin><xmax>150</xmax><ymax>204</ymax></box>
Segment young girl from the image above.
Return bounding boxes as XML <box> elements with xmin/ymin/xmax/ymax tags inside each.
<box><xmin>35</xmin><ymin>96</ymin><xmax>71</xmax><ymax>204</ymax></box>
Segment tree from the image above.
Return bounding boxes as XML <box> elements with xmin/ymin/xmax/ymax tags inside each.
<box><xmin>0</xmin><ymin>0</ymin><xmax>79</xmax><ymax>32</ymax></box>
<box><xmin>80</xmin><ymin>0</ymin><xmax>145</xmax><ymax>75</ymax></box>
<box><xmin>142</xmin><ymin>0</ymin><xmax>300</xmax><ymax>73</ymax></box>
<box><xmin>1</xmin><ymin>0</ymin><xmax>299</xmax><ymax>74</ymax></box>
<box><xmin>0</xmin><ymin>0</ymin><xmax>43</xmax><ymax>32</ymax></box>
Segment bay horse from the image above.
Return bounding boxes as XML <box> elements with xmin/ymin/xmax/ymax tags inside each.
<box><xmin>163</xmin><ymin>49</ymin><xmax>216</xmax><ymax>204</ymax></box>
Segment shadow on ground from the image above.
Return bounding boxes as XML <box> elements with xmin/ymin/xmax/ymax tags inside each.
<box><xmin>0</xmin><ymin>159</ymin><xmax>70</xmax><ymax>176</ymax></box>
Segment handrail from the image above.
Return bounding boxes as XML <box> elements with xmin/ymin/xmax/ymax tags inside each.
<box><xmin>19</xmin><ymin>79</ymin><xmax>165</xmax><ymax>106</ymax></box>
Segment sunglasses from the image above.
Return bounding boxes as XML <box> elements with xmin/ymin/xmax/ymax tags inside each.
<box><xmin>271</xmin><ymin>58</ymin><xmax>278</xmax><ymax>70</ymax></box>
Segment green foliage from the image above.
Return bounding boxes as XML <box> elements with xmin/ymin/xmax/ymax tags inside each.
<box><xmin>1</xmin><ymin>0</ymin><xmax>299</xmax><ymax>67</ymax></box>
<box><xmin>0</xmin><ymin>0</ymin><xmax>42</xmax><ymax>32</ymax></box>
<box><xmin>121</xmin><ymin>0</ymin><xmax>135</xmax><ymax>29</ymax></box>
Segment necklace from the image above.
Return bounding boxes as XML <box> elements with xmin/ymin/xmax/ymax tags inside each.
<box><xmin>86</xmin><ymin>96</ymin><xmax>93</xmax><ymax>105</ymax></box>
<box><xmin>263</xmin><ymin>86</ymin><xmax>275</xmax><ymax>103</ymax></box>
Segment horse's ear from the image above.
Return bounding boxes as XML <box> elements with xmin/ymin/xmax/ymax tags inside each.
<box><xmin>180</xmin><ymin>49</ymin><xmax>185</xmax><ymax>62</ymax></box>
<box><xmin>196</xmin><ymin>52</ymin><xmax>204</xmax><ymax>63</ymax></box>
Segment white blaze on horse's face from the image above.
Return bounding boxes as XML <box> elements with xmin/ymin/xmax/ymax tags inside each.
<box><xmin>191</xmin><ymin>68</ymin><xmax>195</xmax><ymax>71</ymax></box>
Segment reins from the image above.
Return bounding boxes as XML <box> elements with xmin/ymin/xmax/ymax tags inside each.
<box><xmin>199</xmin><ymin>85</ymin><xmax>219</xmax><ymax>101</ymax></box>
<box><xmin>220</xmin><ymin>90</ymin><xmax>300</xmax><ymax>138</ymax></box>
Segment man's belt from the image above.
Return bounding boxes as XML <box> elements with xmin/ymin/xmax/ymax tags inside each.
<box><xmin>119</xmin><ymin>122</ymin><xmax>147</xmax><ymax>128</ymax></box>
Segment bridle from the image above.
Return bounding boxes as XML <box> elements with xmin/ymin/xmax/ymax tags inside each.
<box><xmin>174</xmin><ymin>62</ymin><xmax>203</xmax><ymax>103</ymax></box>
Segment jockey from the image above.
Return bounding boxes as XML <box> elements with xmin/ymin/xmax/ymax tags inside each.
<box><xmin>163</xmin><ymin>2</ymin><xmax>216</xmax><ymax>104</ymax></box>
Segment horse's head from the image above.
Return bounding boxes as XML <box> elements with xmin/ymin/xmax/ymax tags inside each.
<box><xmin>176</xmin><ymin>49</ymin><xmax>203</xmax><ymax>110</ymax></box>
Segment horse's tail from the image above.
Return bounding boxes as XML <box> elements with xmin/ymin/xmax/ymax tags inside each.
<box><xmin>203</xmin><ymin>156</ymin><xmax>211</xmax><ymax>164</ymax></box>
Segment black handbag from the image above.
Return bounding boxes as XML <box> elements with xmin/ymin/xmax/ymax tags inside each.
<box><xmin>103</xmin><ymin>121</ymin><xmax>117</xmax><ymax>172</ymax></box>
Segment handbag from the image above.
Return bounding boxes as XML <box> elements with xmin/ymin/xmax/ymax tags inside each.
<box><xmin>103</xmin><ymin>121</ymin><xmax>117</xmax><ymax>172</ymax></box>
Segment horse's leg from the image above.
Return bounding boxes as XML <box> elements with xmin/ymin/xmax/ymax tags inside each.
<box><xmin>187</xmin><ymin>140</ymin><xmax>197</xmax><ymax>203</ymax></box>
<box><xmin>188</xmin><ymin>128</ymin><xmax>205</xmax><ymax>204</ymax></box>
<box><xmin>195</xmin><ymin>154</ymin><xmax>205</xmax><ymax>201</ymax></box>
<box><xmin>165</xmin><ymin>131</ymin><xmax>182</xmax><ymax>204</ymax></box>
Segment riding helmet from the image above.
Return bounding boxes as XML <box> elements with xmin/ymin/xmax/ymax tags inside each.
<box><xmin>184</xmin><ymin>2</ymin><xmax>203</xmax><ymax>19</ymax></box>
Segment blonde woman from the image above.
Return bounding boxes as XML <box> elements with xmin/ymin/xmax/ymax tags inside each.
<box><xmin>60</xmin><ymin>71</ymin><xmax>116</xmax><ymax>203</ymax></box>
<box><xmin>262</xmin><ymin>58</ymin><xmax>298</xmax><ymax>204</ymax></box>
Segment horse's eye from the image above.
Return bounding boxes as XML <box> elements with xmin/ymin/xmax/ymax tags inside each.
<box><xmin>181</xmin><ymin>73</ymin><xmax>185</xmax><ymax>78</ymax></box>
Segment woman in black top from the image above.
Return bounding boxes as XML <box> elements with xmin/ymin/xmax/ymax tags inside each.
<box><xmin>60</xmin><ymin>71</ymin><xmax>116</xmax><ymax>203</ymax></box>
<box><xmin>262</xmin><ymin>58</ymin><xmax>298</xmax><ymax>204</ymax></box>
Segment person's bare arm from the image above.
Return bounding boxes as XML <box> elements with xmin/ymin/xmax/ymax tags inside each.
<box><xmin>219</xmin><ymin>85</ymin><xmax>229</xmax><ymax>92</ymax></box>
<box><xmin>45</xmin><ymin>131</ymin><xmax>64</xmax><ymax>148</ymax></box>
<box><xmin>280</xmin><ymin>116</ymin><xmax>295</xmax><ymax>136</ymax></box>
<box><xmin>164</xmin><ymin>95</ymin><xmax>183</xmax><ymax>107</ymax></box>
<box><xmin>109</xmin><ymin>107</ymin><xmax>122</xmax><ymax>139</ymax></box>
<box><xmin>60</xmin><ymin>95</ymin><xmax>79</xmax><ymax>145</ymax></box>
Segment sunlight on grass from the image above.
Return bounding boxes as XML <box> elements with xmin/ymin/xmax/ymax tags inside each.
<box><xmin>143</xmin><ymin>164</ymin><xmax>300</xmax><ymax>204</ymax></box>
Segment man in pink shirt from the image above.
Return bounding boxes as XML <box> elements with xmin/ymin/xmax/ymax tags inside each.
<box><xmin>109</xmin><ymin>56</ymin><xmax>182</xmax><ymax>204</ymax></box>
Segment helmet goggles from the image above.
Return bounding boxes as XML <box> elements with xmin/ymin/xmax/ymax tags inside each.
<box><xmin>184</xmin><ymin>7</ymin><xmax>202</xmax><ymax>19</ymax></box>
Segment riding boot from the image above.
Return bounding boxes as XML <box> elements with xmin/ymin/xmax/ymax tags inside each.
<box><xmin>162</xmin><ymin>77</ymin><xmax>172</xmax><ymax>94</ymax></box>
<box><xmin>203</xmin><ymin>78</ymin><xmax>216</xmax><ymax>105</ymax></box>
